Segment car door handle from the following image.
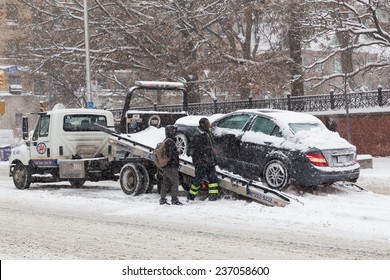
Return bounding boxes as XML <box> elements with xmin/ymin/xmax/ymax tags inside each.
<box><xmin>264</xmin><ymin>142</ymin><xmax>272</xmax><ymax>145</ymax></box>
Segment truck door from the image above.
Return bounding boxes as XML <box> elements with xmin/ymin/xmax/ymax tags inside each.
<box><xmin>30</xmin><ymin>115</ymin><xmax>55</xmax><ymax>167</ymax></box>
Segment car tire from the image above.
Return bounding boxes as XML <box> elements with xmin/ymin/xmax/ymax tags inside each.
<box><xmin>175</xmin><ymin>133</ymin><xmax>188</xmax><ymax>155</ymax></box>
<box><xmin>263</xmin><ymin>159</ymin><xmax>289</xmax><ymax>190</ymax></box>
<box><xmin>13</xmin><ymin>162</ymin><xmax>32</xmax><ymax>190</ymax></box>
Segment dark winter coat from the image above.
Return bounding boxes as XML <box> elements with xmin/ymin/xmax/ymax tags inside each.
<box><xmin>325</xmin><ymin>117</ymin><xmax>338</xmax><ymax>132</ymax></box>
<box><xmin>190</xmin><ymin>127</ymin><xmax>216</xmax><ymax>167</ymax></box>
<box><xmin>165</xmin><ymin>137</ymin><xmax>180</xmax><ymax>168</ymax></box>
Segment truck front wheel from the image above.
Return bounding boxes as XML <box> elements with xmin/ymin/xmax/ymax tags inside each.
<box><xmin>13</xmin><ymin>162</ymin><xmax>32</xmax><ymax>190</ymax></box>
<box><xmin>69</xmin><ymin>179</ymin><xmax>86</xmax><ymax>187</ymax></box>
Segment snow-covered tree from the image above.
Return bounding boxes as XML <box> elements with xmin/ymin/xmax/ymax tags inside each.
<box><xmin>303</xmin><ymin>0</ymin><xmax>390</xmax><ymax>90</ymax></box>
<box><xmin>16</xmin><ymin>0</ymin><xmax>390</xmax><ymax>106</ymax></box>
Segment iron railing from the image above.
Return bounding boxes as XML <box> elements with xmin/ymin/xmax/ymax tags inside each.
<box><xmin>109</xmin><ymin>87</ymin><xmax>390</xmax><ymax>118</ymax></box>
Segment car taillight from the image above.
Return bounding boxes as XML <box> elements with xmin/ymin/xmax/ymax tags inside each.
<box><xmin>305</xmin><ymin>152</ymin><xmax>328</xmax><ymax>167</ymax></box>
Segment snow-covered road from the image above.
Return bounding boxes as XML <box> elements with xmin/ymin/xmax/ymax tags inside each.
<box><xmin>1</xmin><ymin>159</ymin><xmax>390</xmax><ymax>260</ymax></box>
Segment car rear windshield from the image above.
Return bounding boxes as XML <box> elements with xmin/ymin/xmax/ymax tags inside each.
<box><xmin>63</xmin><ymin>115</ymin><xmax>107</xmax><ymax>131</ymax></box>
<box><xmin>289</xmin><ymin>123</ymin><xmax>324</xmax><ymax>133</ymax></box>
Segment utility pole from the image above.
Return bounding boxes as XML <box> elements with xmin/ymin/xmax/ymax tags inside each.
<box><xmin>344</xmin><ymin>72</ymin><xmax>351</xmax><ymax>143</ymax></box>
<box><xmin>83</xmin><ymin>0</ymin><xmax>92</xmax><ymax>108</ymax></box>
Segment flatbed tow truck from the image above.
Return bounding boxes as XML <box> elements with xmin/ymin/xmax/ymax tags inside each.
<box><xmin>8</xmin><ymin>80</ymin><xmax>294</xmax><ymax>207</ymax></box>
<box><xmin>15</xmin><ymin>80</ymin><xmax>365</xmax><ymax>207</ymax></box>
<box><xmin>10</xmin><ymin>80</ymin><xmax>365</xmax><ymax>207</ymax></box>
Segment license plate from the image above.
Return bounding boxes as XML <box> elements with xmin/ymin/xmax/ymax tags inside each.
<box><xmin>337</xmin><ymin>155</ymin><xmax>348</xmax><ymax>163</ymax></box>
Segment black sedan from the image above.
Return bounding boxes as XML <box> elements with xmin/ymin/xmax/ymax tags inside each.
<box><xmin>175</xmin><ymin>109</ymin><xmax>360</xmax><ymax>190</ymax></box>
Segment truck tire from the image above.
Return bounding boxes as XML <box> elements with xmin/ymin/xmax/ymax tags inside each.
<box><xmin>69</xmin><ymin>179</ymin><xmax>86</xmax><ymax>187</ymax></box>
<box><xmin>120</xmin><ymin>163</ymin><xmax>142</xmax><ymax>195</ymax></box>
<box><xmin>179</xmin><ymin>173</ymin><xmax>191</xmax><ymax>191</ymax></box>
<box><xmin>13</xmin><ymin>162</ymin><xmax>32</xmax><ymax>190</ymax></box>
<box><xmin>135</xmin><ymin>164</ymin><xmax>150</xmax><ymax>194</ymax></box>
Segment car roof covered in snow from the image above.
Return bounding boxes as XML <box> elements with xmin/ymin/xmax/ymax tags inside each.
<box><xmin>235</xmin><ymin>109</ymin><xmax>322</xmax><ymax>124</ymax></box>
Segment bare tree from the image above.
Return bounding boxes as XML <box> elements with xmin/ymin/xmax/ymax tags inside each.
<box><xmin>287</xmin><ymin>0</ymin><xmax>305</xmax><ymax>96</ymax></box>
<box><xmin>19</xmin><ymin>0</ymin><xmax>388</xmax><ymax>107</ymax></box>
<box><xmin>303</xmin><ymin>0</ymin><xmax>390</xmax><ymax>90</ymax></box>
<box><xmin>18</xmin><ymin>0</ymin><xmax>296</xmax><ymax>105</ymax></box>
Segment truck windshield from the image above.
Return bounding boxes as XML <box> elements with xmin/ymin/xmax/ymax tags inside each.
<box><xmin>63</xmin><ymin>115</ymin><xmax>107</xmax><ymax>132</ymax></box>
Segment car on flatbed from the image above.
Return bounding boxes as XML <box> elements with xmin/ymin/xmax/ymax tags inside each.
<box><xmin>174</xmin><ymin>109</ymin><xmax>360</xmax><ymax>190</ymax></box>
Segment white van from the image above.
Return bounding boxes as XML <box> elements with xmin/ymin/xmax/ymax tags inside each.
<box><xmin>0</xmin><ymin>129</ymin><xmax>17</xmax><ymax>148</ymax></box>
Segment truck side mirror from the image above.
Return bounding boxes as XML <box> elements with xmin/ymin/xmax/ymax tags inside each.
<box><xmin>22</xmin><ymin>116</ymin><xmax>29</xmax><ymax>140</ymax></box>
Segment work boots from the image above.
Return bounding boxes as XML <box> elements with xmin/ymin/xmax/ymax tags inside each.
<box><xmin>159</xmin><ymin>198</ymin><xmax>170</xmax><ymax>205</ymax></box>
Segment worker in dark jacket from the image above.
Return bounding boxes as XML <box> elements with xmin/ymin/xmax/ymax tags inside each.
<box><xmin>187</xmin><ymin>118</ymin><xmax>219</xmax><ymax>201</ymax></box>
<box><xmin>160</xmin><ymin>125</ymin><xmax>182</xmax><ymax>205</ymax></box>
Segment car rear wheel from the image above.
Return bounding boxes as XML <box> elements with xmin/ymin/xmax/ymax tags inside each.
<box><xmin>175</xmin><ymin>133</ymin><xmax>188</xmax><ymax>155</ymax></box>
<box><xmin>263</xmin><ymin>159</ymin><xmax>289</xmax><ymax>190</ymax></box>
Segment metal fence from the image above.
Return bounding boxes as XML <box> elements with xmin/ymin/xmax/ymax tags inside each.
<box><xmin>109</xmin><ymin>87</ymin><xmax>390</xmax><ymax>118</ymax></box>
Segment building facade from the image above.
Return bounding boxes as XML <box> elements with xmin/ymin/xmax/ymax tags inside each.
<box><xmin>1</xmin><ymin>0</ymin><xmax>40</xmax><ymax>137</ymax></box>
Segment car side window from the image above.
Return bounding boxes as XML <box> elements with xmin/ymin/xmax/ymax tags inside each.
<box><xmin>216</xmin><ymin>114</ymin><xmax>251</xmax><ymax>130</ymax></box>
<box><xmin>250</xmin><ymin>117</ymin><xmax>282</xmax><ymax>137</ymax></box>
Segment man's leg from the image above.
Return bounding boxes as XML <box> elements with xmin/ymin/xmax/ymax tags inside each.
<box><xmin>207</xmin><ymin>166</ymin><xmax>219</xmax><ymax>201</ymax></box>
<box><xmin>160</xmin><ymin>169</ymin><xmax>169</xmax><ymax>204</ymax></box>
<box><xmin>188</xmin><ymin>166</ymin><xmax>206</xmax><ymax>201</ymax></box>
<box><xmin>168</xmin><ymin>167</ymin><xmax>181</xmax><ymax>204</ymax></box>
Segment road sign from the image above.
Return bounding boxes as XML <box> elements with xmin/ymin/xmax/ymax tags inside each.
<box><xmin>87</xmin><ymin>101</ymin><xmax>94</xmax><ymax>109</ymax></box>
<box><xmin>6</xmin><ymin>66</ymin><xmax>18</xmax><ymax>73</ymax></box>
<box><xmin>91</xmin><ymin>79</ymin><xmax>97</xmax><ymax>91</ymax></box>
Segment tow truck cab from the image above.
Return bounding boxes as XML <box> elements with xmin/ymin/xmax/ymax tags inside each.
<box><xmin>9</xmin><ymin>108</ymin><xmax>117</xmax><ymax>189</ymax></box>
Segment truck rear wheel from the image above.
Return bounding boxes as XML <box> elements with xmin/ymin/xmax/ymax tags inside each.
<box><xmin>13</xmin><ymin>162</ymin><xmax>32</xmax><ymax>190</ymax></box>
<box><xmin>120</xmin><ymin>163</ymin><xmax>143</xmax><ymax>195</ymax></box>
<box><xmin>135</xmin><ymin>163</ymin><xmax>150</xmax><ymax>194</ymax></box>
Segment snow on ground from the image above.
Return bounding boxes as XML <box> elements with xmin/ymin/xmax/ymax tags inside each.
<box><xmin>1</xmin><ymin>125</ymin><xmax>390</xmax><ymax>260</ymax></box>
<box><xmin>1</xmin><ymin>155</ymin><xmax>390</xmax><ymax>248</ymax></box>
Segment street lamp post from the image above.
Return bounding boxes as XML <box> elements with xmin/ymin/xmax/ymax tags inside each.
<box><xmin>83</xmin><ymin>0</ymin><xmax>92</xmax><ymax>108</ymax></box>
<box><xmin>344</xmin><ymin>72</ymin><xmax>351</xmax><ymax>143</ymax></box>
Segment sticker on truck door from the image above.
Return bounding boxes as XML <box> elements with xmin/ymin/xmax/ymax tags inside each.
<box><xmin>37</xmin><ymin>142</ymin><xmax>47</xmax><ymax>154</ymax></box>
